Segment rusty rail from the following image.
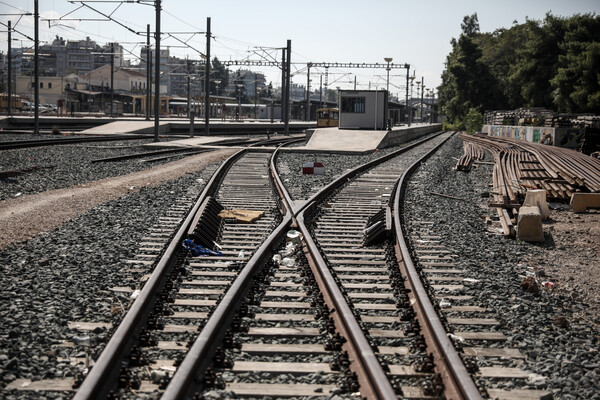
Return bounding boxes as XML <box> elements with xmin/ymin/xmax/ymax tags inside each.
<box><xmin>393</xmin><ymin>133</ymin><xmax>483</xmax><ymax>400</ymax></box>
<box><xmin>72</xmin><ymin>149</ymin><xmax>248</xmax><ymax>400</ymax></box>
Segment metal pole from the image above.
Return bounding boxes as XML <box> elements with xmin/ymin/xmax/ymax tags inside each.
<box><xmin>319</xmin><ymin>74</ymin><xmax>322</xmax><ymax>108</ymax></box>
<box><xmin>386</xmin><ymin>62</ymin><xmax>390</xmax><ymax>93</ymax></box>
<box><xmin>154</xmin><ymin>0</ymin><xmax>161</xmax><ymax>142</ymax></box>
<box><xmin>305</xmin><ymin>63</ymin><xmax>310</xmax><ymax>121</ymax></box>
<box><xmin>205</xmin><ymin>17</ymin><xmax>211</xmax><ymax>135</ymax></box>
<box><xmin>405</xmin><ymin>64</ymin><xmax>409</xmax><ymax>126</ymax></box>
<box><xmin>284</xmin><ymin>39</ymin><xmax>291</xmax><ymax>135</ymax></box>
<box><xmin>420</xmin><ymin>77</ymin><xmax>424</xmax><ymax>123</ymax></box>
<box><xmin>146</xmin><ymin>24</ymin><xmax>151</xmax><ymax>120</ymax></box>
<box><xmin>110</xmin><ymin>43</ymin><xmax>114</xmax><ymax>118</ymax></box>
<box><xmin>280</xmin><ymin>48</ymin><xmax>286</xmax><ymax>122</ymax></box>
<box><xmin>254</xmin><ymin>74</ymin><xmax>257</xmax><ymax>120</ymax></box>
<box><xmin>34</xmin><ymin>0</ymin><xmax>39</xmax><ymax>135</ymax></box>
<box><xmin>187</xmin><ymin>72</ymin><xmax>191</xmax><ymax>119</ymax></box>
<box><xmin>8</xmin><ymin>21</ymin><xmax>12</xmax><ymax>116</ymax></box>
<box><xmin>354</xmin><ymin>75</ymin><xmax>356</xmax><ymax>91</ymax></box>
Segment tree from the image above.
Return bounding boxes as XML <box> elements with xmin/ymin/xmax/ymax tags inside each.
<box><xmin>210</xmin><ymin>57</ymin><xmax>229</xmax><ymax>95</ymax></box>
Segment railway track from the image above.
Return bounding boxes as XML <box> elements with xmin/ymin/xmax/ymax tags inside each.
<box><xmin>11</xmin><ymin>130</ymin><xmax>548</xmax><ymax>399</ymax></box>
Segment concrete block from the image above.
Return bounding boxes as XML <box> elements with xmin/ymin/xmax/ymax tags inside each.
<box><xmin>523</xmin><ymin>190</ymin><xmax>550</xmax><ymax>220</ymax></box>
<box><xmin>517</xmin><ymin>206</ymin><xmax>544</xmax><ymax>242</ymax></box>
<box><xmin>570</xmin><ymin>193</ymin><xmax>600</xmax><ymax>213</ymax></box>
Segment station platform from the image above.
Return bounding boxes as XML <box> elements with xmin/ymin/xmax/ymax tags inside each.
<box><xmin>303</xmin><ymin>124</ymin><xmax>443</xmax><ymax>153</ymax></box>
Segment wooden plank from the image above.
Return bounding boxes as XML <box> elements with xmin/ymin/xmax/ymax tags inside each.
<box><xmin>353</xmin><ymin>303</ymin><xmax>397</xmax><ymax>310</ymax></box>
<box><xmin>170</xmin><ymin>312</ymin><xmax>208</xmax><ymax>319</ymax></box>
<box><xmin>5</xmin><ymin>379</ymin><xmax>76</xmax><ymax>391</ymax></box>
<box><xmin>421</xmin><ymin>262</ymin><xmax>456</xmax><ymax>267</ymax></box>
<box><xmin>232</xmin><ymin>361</ymin><xmax>331</xmax><ymax>374</ymax></box>
<box><xmin>377</xmin><ymin>346</ymin><xmax>409</xmax><ymax>355</ymax></box>
<box><xmin>463</xmin><ymin>347</ymin><xmax>524</xmax><ymax>358</ymax></box>
<box><xmin>446</xmin><ymin>306</ymin><xmax>489</xmax><ymax>312</ymax></box>
<box><xmin>255</xmin><ymin>313</ymin><xmax>314</xmax><ymax>322</ymax></box>
<box><xmin>157</xmin><ymin>341</ymin><xmax>187</xmax><ymax>350</ymax></box>
<box><xmin>487</xmin><ymin>389</ymin><xmax>552</xmax><ymax>400</ymax></box>
<box><xmin>388</xmin><ymin>365</ymin><xmax>426</xmax><ymax>376</ymax></box>
<box><xmin>333</xmin><ymin>267</ymin><xmax>387</xmax><ymax>273</ymax></box>
<box><xmin>361</xmin><ymin>315</ymin><xmax>400</xmax><ymax>323</ymax></box>
<box><xmin>337</xmin><ymin>274</ymin><xmax>388</xmax><ymax>280</ymax></box>
<box><xmin>263</xmin><ymin>290</ymin><xmax>307</xmax><ymax>298</ymax></box>
<box><xmin>447</xmin><ymin>318</ymin><xmax>499</xmax><ymax>325</ymax></box>
<box><xmin>183</xmin><ymin>280</ymin><xmax>232</xmax><ymax>286</ymax></box>
<box><xmin>247</xmin><ymin>327</ymin><xmax>320</xmax><ymax>336</ymax></box>
<box><xmin>178</xmin><ymin>288</ymin><xmax>225</xmax><ymax>295</ymax></box>
<box><xmin>163</xmin><ymin>324</ymin><xmax>198</xmax><ymax>333</ymax></box>
<box><xmin>453</xmin><ymin>331</ymin><xmax>507</xmax><ymax>341</ymax></box>
<box><xmin>423</xmin><ymin>269</ymin><xmax>465</xmax><ymax>274</ymax></box>
<box><xmin>343</xmin><ymin>283</ymin><xmax>392</xmax><ymax>289</ymax></box>
<box><xmin>432</xmin><ymin>284</ymin><xmax>464</xmax><ymax>291</ymax></box>
<box><xmin>478</xmin><ymin>367</ymin><xmax>533</xmax><ymax>378</ymax></box>
<box><xmin>329</xmin><ymin>259</ymin><xmax>387</xmax><ymax>265</ymax></box>
<box><xmin>241</xmin><ymin>343</ymin><xmax>328</xmax><ymax>354</ymax></box>
<box><xmin>348</xmin><ymin>292</ymin><xmax>394</xmax><ymax>299</ymax></box>
<box><xmin>173</xmin><ymin>299</ymin><xmax>217</xmax><ymax>307</ymax></box>
<box><xmin>190</xmin><ymin>270</ymin><xmax>236</xmax><ymax>277</ymax></box>
<box><xmin>260</xmin><ymin>301</ymin><xmax>311</xmax><ymax>309</ymax></box>
<box><xmin>369</xmin><ymin>329</ymin><xmax>405</xmax><ymax>338</ymax></box>
<box><xmin>226</xmin><ymin>383</ymin><xmax>337</xmax><ymax>397</ymax></box>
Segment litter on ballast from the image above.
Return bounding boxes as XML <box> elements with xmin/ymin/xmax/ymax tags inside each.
<box><xmin>181</xmin><ymin>239</ymin><xmax>222</xmax><ymax>257</ymax></box>
<box><xmin>218</xmin><ymin>209</ymin><xmax>264</xmax><ymax>223</ymax></box>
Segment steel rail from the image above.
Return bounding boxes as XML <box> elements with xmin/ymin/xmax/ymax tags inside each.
<box><xmin>73</xmin><ymin>148</ymin><xmax>247</xmax><ymax>400</ymax></box>
<box><xmin>296</xmin><ymin>206</ymin><xmax>397</xmax><ymax>399</ymax></box>
<box><xmin>288</xmin><ymin>131</ymin><xmax>446</xmax><ymax>399</ymax></box>
<box><xmin>162</xmin><ymin>143</ymin><xmax>296</xmax><ymax>399</ymax></box>
<box><xmin>392</xmin><ymin>132</ymin><xmax>483</xmax><ymax>400</ymax></box>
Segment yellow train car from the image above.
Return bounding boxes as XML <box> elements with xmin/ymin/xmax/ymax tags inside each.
<box><xmin>0</xmin><ymin>94</ymin><xmax>22</xmax><ymax>112</ymax></box>
<box><xmin>317</xmin><ymin>108</ymin><xmax>339</xmax><ymax>127</ymax></box>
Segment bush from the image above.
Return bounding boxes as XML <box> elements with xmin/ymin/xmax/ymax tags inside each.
<box><xmin>464</xmin><ymin>108</ymin><xmax>483</xmax><ymax>133</ymax></box>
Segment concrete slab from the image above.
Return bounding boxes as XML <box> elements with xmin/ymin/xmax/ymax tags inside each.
<box><xmin>517</xmin><ymin>206</ymin><xmax>544</xmax><ymax>242</ymax></box>
<box><xmin>79</xmin><ymin>120</ymin><xmax>169</xmax><ymax>135</ymax></box>
<box><xmin>304</xmin><ymin>124</ymin><xmax>442</xmax><ymax>152</ymax></box>
<box><xmin>143</xmin><ymin>136</ymin><xmax>249</xmax><ymax>148</ymax></box>
<box><xmin>570</xmin><ymin>193</ymin><xmax>600</xmax><ymax>212</ymax></box>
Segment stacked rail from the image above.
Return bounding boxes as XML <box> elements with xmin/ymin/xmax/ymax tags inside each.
<box><xmin>458</xmin><ymin>133</ymin><xmax>600</xmax><ymax>235</ymax></box>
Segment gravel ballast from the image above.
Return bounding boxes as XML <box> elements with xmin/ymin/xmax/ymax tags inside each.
<box><xmin>403</xmin><ymin>135</ymin><xmax>599</xmax><ymax>399</ymax></box>
<box><xmin>0</xmin><ymin>148</ymin><xmax>233</xmax><ymax>398</ymax></box>
<box><xmin>0</xmin><ymin>137</ymin><xmax>190</xmax><ymax>201</ymax></box>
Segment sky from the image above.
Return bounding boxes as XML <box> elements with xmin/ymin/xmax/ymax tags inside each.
<box><xmin>1</xmin><ymin>0</ymin><xmax>599</xmax><ymax>97</ymax></box>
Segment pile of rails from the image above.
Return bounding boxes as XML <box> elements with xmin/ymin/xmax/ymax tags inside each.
<box><xmin>458</xmin><ymin>133</ymin><xmax>600</xmax><ymax>235</ymax></box>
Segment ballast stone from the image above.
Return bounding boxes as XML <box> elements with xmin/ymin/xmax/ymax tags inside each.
<box><xmin>517</xmin><ymin>206</ymin><xmax>544</xmax><ymax>242</ymax></box>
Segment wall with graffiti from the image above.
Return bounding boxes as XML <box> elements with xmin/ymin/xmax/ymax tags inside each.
<box><xmin>482</xmin><ymin>125</ymin><xmax>583</xmax><ymax>149</ymax></box>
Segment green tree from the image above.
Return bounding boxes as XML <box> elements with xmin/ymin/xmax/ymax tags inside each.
<box><xmin>210</xmin><ymin>57</ymin><xmax>229</xmax><ymax>95</ymax></box>
<box><xmin>550</xmin><ymin>14</ymin><xmax>600</xmax><ymax>112</ymax></box>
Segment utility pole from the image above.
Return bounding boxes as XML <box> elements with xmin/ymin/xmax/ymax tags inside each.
<box><xmin>405</xmin><ymin>64</ymin><xmax>410</xmax><ymax>127</ymax></box>
<box><xmin>154</xmin><ymin>0</ymin><xmax>161</xmax><ymax>142</ymax></box>
<box><xmin>146</xmin><ymin>24</ymin><xmax>151</xmax><ymax>120</ymax></box>
<box><xmin>254</xmin><ymin>73</ymin><xmax>257</xmax><ymax>119</ymax></box>
<box><xmin>204</xmin><ymin>17</ymin><xmax>211</xmax><ymax>135</ymax></box>
<box><xmin>110</xmin><ymin>42</ymin><xmax>114</xmax><ymax>118</ymax></box>
<box><xmin>305</xmin><ymin>62</ymin><xmax>310</xmax><ymax>121</ymax></box>
<box><xmin>280</xmin><ymin>49</ymin><xmax>286</xmax><ymax>123</ymax></box>
<box><xmin>34</xmin><ymin>0</ymin><xmax>39</xmax><ymax>135</ymax></box>
<box><xmin>284</xmin><ymin>39</ymin><xmax>291</xmax><ymax>135</ymax></box>
<box><xmin>7</xmin><ymin>21</ymin><xmax>12</xmax><ymax>116</ymax></box>
<box><xmin>420</xmin><ymin>76</ymin><xmax>424</xmax><ymax>122</ymax></box>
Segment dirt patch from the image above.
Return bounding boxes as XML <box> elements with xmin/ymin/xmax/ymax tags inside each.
<box><xmin>524</xmin><ymin>208</ymin><xmax>600</xmax><ymax>319</ymax></box>
<box><xmin>0</xmin><ymin>149</ymin><xmax>236</xmax><ymax>249</ymax></box>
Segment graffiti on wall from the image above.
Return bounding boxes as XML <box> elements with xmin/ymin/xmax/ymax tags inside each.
<box><xmin>482</xmin><ymin>125</ymin><xmax>582</xmax><ymax>149</ymax></box>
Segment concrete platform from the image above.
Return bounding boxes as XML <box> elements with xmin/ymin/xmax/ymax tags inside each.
<box><xmin>79</xmin><ymin>120</ymin><xmax>170</xmax><ymax>135</ymax></box>
<box><xmin>304</xmin><ymin>124</ymin><xmax>442</xmax><ymax>152</ymax></box>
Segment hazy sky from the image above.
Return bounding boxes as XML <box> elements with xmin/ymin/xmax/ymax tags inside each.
<box><xmin>1</xmin><ymin>0</ymin><xmax>599</xmax><ymax>95</ymax></box>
